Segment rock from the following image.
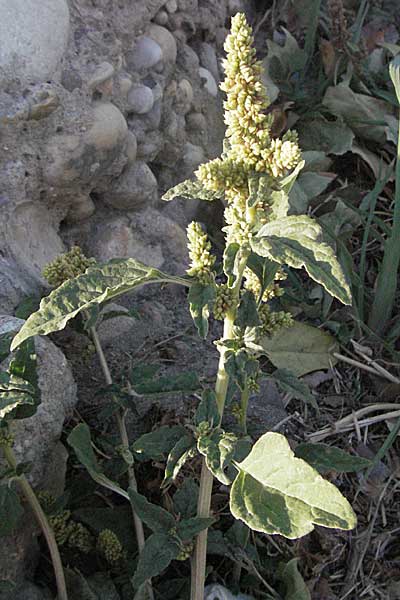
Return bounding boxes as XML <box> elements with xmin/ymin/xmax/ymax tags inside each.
<box><xmin>183</xmin><ymin>142</ymin><xmax>205</xmax><ymax>168</ymax></box>
<box><xmin>88</xmin><ymin>61</ymin><xmax>115</xmax><ymax>90</ymax></box>
<box><xmin>102</xmin><ymin>161</ymin><xmax>157</xmax><ymax>210</ymax></box>
<box><xmin>61</xmin><ymin>67</ymin><xmax>82</xmax><ymax>91</ymax></box>
<box><xmin>87</xmin><ymin>102</ymin><xmax>128</xmax><ymax>150</ymax></box>
<box><xmin>198</xmin><ymin>67</ymin><xmax>218</xmax><ymax>97</ymax></box>
<box><xmin>126</xmin><ymin>36</ymin><xmax>162</xmax><ymax>71</ymax></box>
<box><xmin>154</xmin><ymin>10</ymin><xmax>169</xmax><ymax>26</ymax></box>
<box><xmin>136</xmin><ymin>129</ymin><xmax>164</xmax><ymax>161</ymax></box>
<box><xmin>176</xmin><ymin>79</ymin><xmax>194</xmax><ymax>115</ymax></box>
<box><xmin>117</xmin><ymin>73</ymin><xmax>133</xmax><ymax>98</ymax></box>
<box><xmin>148</xmin><ymin>24</ymin><xmax>177</xmax><ymax>64</ymax></box>
<box><xmin>143</xmin><ymin>99</ymin><xmax>163</xmax><ymax>130</ymax></box>
<box><xmin>165</xmin><ymin>0</ymin><xmax>178</xmax><ymax>13</ymax></box>
<box><xmin>127</xmin><ymin>85</ymin><xmax>154</xmax><ymax>114</ymax></box>
<box><xmin>65</xmin><ymin>195</ymin><xmax>96</xmax><ymax>223</ymax></box>
<box><xmin>186</xmin><ymin>111</ymin><xmax>207</xmax><ymax>133</ymax></box>
<box><xmin>0</xmin><ymin>0</ymin><xmax>70</xmax><ymax>85</ymax></box>
<box><xmin>199</xmin><ymin>42</ymin><xmax>220</xmax><ymax>82</ymax></box>
<box><xmin>177</xmin><ymin>43</ymin><xmax>200</xmax><ymax>72</ymax></box>
<box><xmin>97</xmin><ymin>303</ymin><xmax>136</xmax><ymax>346</ymax></box>
<box><xmin>125</xmin><ymin>131</ymin><xmax>138</xmax><ymax>164</ymax></box>
<box><xmin>0</xmin><ymin>315</ymin><xmax>77</xmax><ymax>590</ymax></box>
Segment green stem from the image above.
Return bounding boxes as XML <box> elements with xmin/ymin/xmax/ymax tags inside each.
<box><xmin>2</xmin><ymin>445</ymin><xmax>68</xmax><ymax>600</ymax></box>
<box><xmin>90</xmin><ymin>326</ymin><xmax>153</xmax><ymax>600</ymax></box>
<box><xmin>191</xmin><ymin>254</ymin><xmax>248</xmax><ymax>600</ymax></box>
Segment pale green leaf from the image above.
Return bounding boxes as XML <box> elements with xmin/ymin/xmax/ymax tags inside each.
<box><xmin>162</xmin><ymin>179</ymin><xmax>221</xmax><ymax>202</ymax></box>
<box><xmin>132</xmin><ymin>533</ymin><xmax>179</xmax><ymax>589</ymax></box>
<box><xmin>188</xmin><ymin>282</ymin><xmax>216</xmax><ymax>339</ymax></box>
<box><xmin>162</xmin><ymin>434</ymin><xmax>195</xmax><ymax>486</ymax></box>
<box><xmin>197</xmin><ymin>429</ymin><xmax>237</xmax><ymax>485</ymax></box>
<box><xmin>252</xmin><ymin>215</ymin><xmax>352</xmax><ymax>304</ymax></box>
<box><xmin>0</xmin><ymin>486</ymin><xmax>24</xmax><ymax>536</ymax></box>
<box><xmin>11</xmin><ymin>259</ymin><xmax>189</xmax><ymax>351</ymax></box>
<box><xmin>295</xmin><ymin>443</ymin><xmax>372</xmax><ymax>473</ymax></box>
<box><xmin>128</xmin><ymin>488</ymin><xmax>176</xmax><ymax>533</ymax></box>
<box><xmin>281</xmin><ymin>558</ymin><xmax>311</xmax><ymax>600</ymax></box>
<box><xmin>258</xmin><ymin>322</ymin><xmax>339</xmax><ymax>377</ymax></box>
<box><xmin>230</xmin><ymin>432</ymin><xmax>357</xmax><ymax>539</ymax></box>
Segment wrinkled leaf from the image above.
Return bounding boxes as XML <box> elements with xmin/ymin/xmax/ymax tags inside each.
<box><xmin>198</xmin><ymin>429</ymin><xmax>237</xmax><ymax>484</ymax></box>
<box><xmin>272</xmin><ymin>368</ymin><xmax>317</xmax><ymax>408</ymax></box>
<box><xmin>225</xmin><ymin>349</ymin><xmax>259</xmax><ymax>391</ymax></box>
<box><xmin>0</xmin><ymin>485</ymin><xmax>24</xmax><ymax>536</ymax></box>
<box><xmin>235</xmin><ymin>291</ymin><xmax>261</xmax><ymax>329</ymax></box>
<box><xmin>163</xmin><ymin>434</ymin><xmax>195</xmax><ymax>486</ymax></box>
<box><xmin>258</xmin><ymin>321</ymin><xmax>339</xmax><ymax>377</ymax></box>
<box><xmin>132</xmin><ymin>425</ymin><xmax>187</xmax><ymax>461</ymax></box>
<box><xmin>132</xmin><ymin>533</ymin><xmax>179</xmax><ymax>589</ymax></box>
<box><xmin>162</xmin><ymin>179</ymin><xmax>221</xmax><ymax>202</ymax></box>
<box><xmin>176</xmin><ymin>516</ymin><xmax>215</xmax><ymax>540</ymax></box>
<box><xmin>195</xmin><ymin>389</ymin><xmax>220</xmax><ymax>428</ymax></box>
<box><xmin>252</xmin><ymin>215</ymin><xmax>352</xmax><ymax>304</ymax></box>
<box><xmin>296</xmin><ymin>117</ymin><xmax>354</xmax><ymax>155</ymax></box>
<box><xmin>230</xmin><ymin>432</ymin><xmax>357</xmax><ymax>538</ymax></box>
<box><xmin>188</xmin><ymin>282</ymin><xmax>216</xmax><ymax>339</ymax></box>
<box><xmin>128</xmin><ymin>488</ymin><xmax>176</xmax><ymax>533</ymax></box>
<box><xmin>11</xmin><ymin>259</ymin><xmax>189</xmax><ymax>350</ymax></box>
<box><xmin>173</xmin><ymin>479</ymin><xmax>199</xmax><ymax>519</ymax></box>
<box><xmin>295</xmin><ymin>443</ymin><xmax>372</xmax><ymax>473</ymax></box>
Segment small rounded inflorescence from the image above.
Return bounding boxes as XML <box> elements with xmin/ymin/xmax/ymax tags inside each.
<box><xmin>48</xmin><ymin>510</ymin><xmax>73</xmax><ymax>546</ymax></box>
<box><xmin>177</xmin><ymin>540</ymin><xmax>194</xmax><ymax>561</ymax></box>
<box><xmin>243</xmin><ymin>267</ymin><xmax>286</xmax><ymax>302</ymax></box>
<box><xmin>43</xmin><ymin>246</ymin><xmax>97</xmax><ymax>288</ymax></box>
<box><xmin>186</xmin><ymin>221</ymin><xmax>216</xmax><ymax>283</ymax></box>
<box><xmin>97</xmin><ymin>529</ymin><xmax>123</xmax><ymax>564</ymax></box>
<box><xmin>67</xmin><ymin>522</ymin><xmax>93</xmax><ymax>554</ymax></box>
<box><xmin>213</xmin><ymin>284</ymin><xmax>235</xmax><ymax>320</ymax></box>
<box><xmin>258</xmin><ymin>303</ymin><xmax>293</xmax><ymax>337</ymax></box>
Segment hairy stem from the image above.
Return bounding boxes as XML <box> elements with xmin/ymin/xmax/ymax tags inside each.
<box><xmin>2</xmin><ymin>445</ymin><xmax>68</xmax><ymax>600</ymax></box>
<box><xmin>90</xmin><ymin>325</ymin><xmax>153</xmax><ymax>599</ymax></box>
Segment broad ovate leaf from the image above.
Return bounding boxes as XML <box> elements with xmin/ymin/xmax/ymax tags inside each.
<box><xmin>295</xmin><ymin>443</ymin><xmax>372</xmax><ymax>473</ymax></box>
<box><xmin>230</xmin><ymin>432</ymin><xmax>357</xmax><ymax>539</ymax></box>
<box><xmin>162</xmin><ymin>179</ymin><xmax>221</xmax><ymax>202</ymax></box>
<box><xmin>252</xmin><ymin>215</ymin><xmax>351</xmax><ymax>305</ymax></box>
<box><xmin>11</xmin><ymin>259</ymin><xmax>189</xmax><ymax>351</ymax></box>
<box><xmin>258</xmin><ymin>321</ymin><xmax>339</xmax><ymax>377</ymax></box>
<box><xmin>128</xmin><ymin>488</ymin><xmax>176</xmax><ymax>534</ymax></box>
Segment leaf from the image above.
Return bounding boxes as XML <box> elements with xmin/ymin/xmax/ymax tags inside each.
<box><xmin>132</xmin><ymin>425</ymin><xmax>188</xmax><ymax>461</ymax></box>
<box><xmin>0</xmin><ymin>373</ymin><xmax>38</xmax><ymax>423</ymax></box>
<box><xmin>230</xmin><ymin>432</ymin><xmax>357</xmax><ymax>539</ymax></box>
<box><xmin>162</xmin><ymin>434</ymin><xmax>195</xmax><ymax>486</ymax></box>
<box><xmin>173</xmin><ymin>479</ymin><xmax>199</xmax><ymax>519</ymax></box>
<box><xmin>235</xmin><ymin>291</ymin><xmax>261</xmax><ymax>329</ymax></box>
<box><xmin>258</xmin><ymin>321</ymin><xmax>339</xmax><ymax>377</ymax></box>
<box><xmin>225</xmin><ymin>349</ymin><xmax>259</xmax><ymax>391</ymax></box>
<box><xmin>132</xmin><ymin>533</ymin><xmax>179</xmax><ymax>589</ymax></box>
<box><xmin>296</xmin><ymin>117</ymin><xmax>354</xmax><ymax>155</ymax></box>
<box><xmin>197</xmin><ymin>429</ymin><xmax>237</xmax><ymax>484</ymax></box>
<box><xmin>131</xmin><ymin>371</ymin><xmax>200</xmax><ymax>397</ymax></box>
<box><xmin>67</xmin><ymin>424</ymin><xmax>129</xmax><ymax>501</ymax></box>
<box><xmin>128</xmin><ymin>488</ymin><xmax>176</xmax><ymax>533</ymax></box>
<box><xmin>188</xmin><ymin>282</ymin><xmax>216</xmax><ymax>339</ymax></box>
<box><xmin>176</xmin><ymin>516</ymin><xmax>215</xmax><ymax>540</ymax></box>
<box><xmin>0</xmin><ymin>333</ymin><xmax>13</xmax><ymax>362</ymax></box>
<box><xmin>11</xmin><ymin>259</ymin><xmax>190</xmax><ymax>351</ymax></box>
<box><xmin>272</xmin><ymin>369</ymin><xmax>317</xmax><ymax>408</ymax></box>
<box><xmin>294</xmin><ymin>443</ymin><xmax>372</xmax><ymax>473</ymax></box>
<box><xmin>246</xmin><ymin>254</ymin><xmax>280</xmax><ymax>301</ymax></box>
<box><xmin>14</xmin><ymin>295</ymin><xmax>41</xmax><ymax>320</ymax></box>
<box><xmin>252</xmin><ymin>215</ymin><xmax>352</xmax><ymax>304</ymax></box>
<box><xmin>280</xmin><ymin>559</ymin><xmax>311</xmax><ymax>600</ymax></box>
<box><xmin>73</xmin><ymin>506</ymin><xmax>137</xmax><ymax>554</ymax></box>
<box><xmin>0</xmin><ymin>485</ymin><xmax>24</xmax><ymax>536</ymax></box>
<box><xmin>195</xmin><ymin>389</ymin><xmax>220</xmax><ymax>428</ymax></box>
<box><xmin>162</xmin><ymin>179</ymin><xmax>221</xmax><ymax>202</ymax></box>
<box><xmin>223</xmin><ymin>243</ymin><xmax>240</xmax><ymax>287</ymax></box>
<box><xmin>390</xmin><ymin>55</ymin><xmax>400</xmax><ymax>104</ymax></box>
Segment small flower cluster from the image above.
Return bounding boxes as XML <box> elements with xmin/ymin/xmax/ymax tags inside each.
<box><xmin>97</xmin><ymin>529</ymin><xmax>123</xmax><ymax>564</ymax></box>
<box><xmin>213</xmin><ymin>284</ymin><xmax>235</xmax><ymax>320</ymax></box>
<box><xmin>177</xmin><ymin>540</ymin><xmax>194</xmax><ymax>561</ymax></box>
<box><xmin>43</xmin><ymin>246</ymin><xmax>96</xmax><ymax>288</ymax></box>
<box><xmin>41</xmin><ymin>494</ymin><xmax>94</xmax><ymax>554</ymax></box>
<box><xmin>258</xmin><ymin>303</ymin><xmax>293</xmax><ymax>337</ymax></box>
<box><xmin>243</xmin><ymin>267</ymin><xmax>286</xmax><ymax>302</ymax></box>
<box><xmin>186</xmin><ymin>222</ymin><xmax>216</xmax><ymax>283</ymax></box>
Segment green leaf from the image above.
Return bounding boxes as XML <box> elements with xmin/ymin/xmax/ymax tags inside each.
<box><xmin>225</xmin><ymin>349</ymin><xmax>259</xmax><ymax>391</ymax></box>
<box><xmin>67</xmin><ymin>424</ymin><xmax>129</xmax><ymax>501</ymax></box>
<box><xmin>230</xmin><ymin>432</ymin><xmax>357</xmax><ymax>539</ymax></box>
<box><xmin>131</xmin><ymin>371</ymin><xmax>200</xmax><ymax>397</ymax></box>
<box><xmin>294</xmin><ymin>443</ymin><xmax>372</xmax><ymax>474</ymax></box>
<box><xmin>195</xmin><ymin>389</ymin><xmax>220</xmax><ymax>428</ymax></box>
<box><xmin>188</xmin><ymin>282</ymin><xmax>216</xmax><ymax>339</ymax></box>
<box><xmin>235</xmin><ymin>291</ymin><xmax>261</xmax><ymax>329</ymax></box>
<box><xmin>252</xmin><ymin>215</ymin><xmax>352</xmax><ymax>304</ymax></box>
<box><xmin>258</xmin><ymin>321</ymin><xmax>339</xmax><ymax>377</ymax></box>
<box><xmin>11</xmin><ymin>259</ymin><xmax>190</xmax><ymax>351</ymax></box>
<box><xmin>0</xmin><ymin>485</ymin><xmax>24</xmax><ymax>536</ymax></box>
<box><xmin>128</xmin><ymin>488</ymin><xmax>176</xmax><ymax>533</ymax></box>
<box><xmin>0</xmin><ymin>332</ymin><xmax>13</xmax><ymax>362</ymax></box>
<box><xmin>173</xmin><ymin>479</ymin><xmax>199</xmax><ymax>519</ymax></box>
<box><xmin>0</xmin><ymin>373</ymin><xmax>38</xmax><ymax>423</ymax></box>
<box><xmin>176</xmin><ymin>516</ymin><xmax>215</xmax><ymax>540</ymax></box>
<box><xmin>162</xmin><ymin>179</ymin><xmax>221</xmax><ymax>202</ymax></box>
<box><xmin>132</xmin><ymin>533</ymin><xmax>179</xmax><ymax>589</ymax></box>
<box><xmin>297</xmin><ymin>117</ymin><xmax>354</xmax><ymax>155</ymax></box>
<box><xmin>223</xmin><ymin>243</ymin><xmax>240</xmax><ymax>287</ymax></box>
<box><xmin>162</xmin><ymin>434</ymin><xmax>195</xmax><ymax>486</ymax></box>
<box><xmin>132</xmin><ymin>425</ymin><xmax>188</xmax><ymax>461</ymax></box>
<box><xmin>246</xmin><ymin>254</ymin><xmax>280</xmax><ymax>301</ymax></box>
<box><xmin>389</xmin><ymin>55</ymin><xmax>400</xmax><ymax>104</ymax></box>
<box><xmin>197</xmin><ymin>429</ymin><xmax>237</xmax><ymax>485</ymax></box>
<box><xmin>73</xmin><ymin>505</ymin><xmax>137</xmax><ymax>554</ymax></box>
<box><xmin>280</xmin><ymin>559</ymin><xmax>311</xmax><ymax>600</ymax></box>
<box><xmin>14</xmin><ymin>295</ymin><xmax>41</xmax><ymax>320</ymax></box>
<box><xmin>271</xmin><ymin>369</ymin><xmax>317</xmax><ymax>408</ymax></box>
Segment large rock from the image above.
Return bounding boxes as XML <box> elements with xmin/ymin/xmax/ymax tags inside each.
<box><xmin>0</xmin><ymin>0</ymin><xmax>70</xmax><ymax>85</ymax></box>
<box><xmin>0</xmin><ymin>316</ymin><xmax>77</xmax><ymax>593</ymax></box>
<box><xmin>102</xmin><ymin>161</ymin><xmax>158</xmax><ymax>210</ymax></box>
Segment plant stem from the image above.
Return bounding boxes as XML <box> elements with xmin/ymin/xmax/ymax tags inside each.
<box><xmin>2</xmin><ymin>445</ymin><xmax>68</xmax><ymax>600</ymax></box>
<box><xmin>239</xmin><ymin>383</ymin><xmax>250</xmax><ymax>434</ymax></box>
<box><xmin>90</xmin><ymin>325</ymin><xmax>153</xmax><ymax>600</ymax></box>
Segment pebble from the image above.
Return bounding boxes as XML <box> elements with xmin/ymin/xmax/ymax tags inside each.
<box><xmin>88</xmin><ymin>61</ymin><xmax>114</xmax><ymax>89</ymax></box>
<box><xmin>183</xmin><ymin>142</ymin><xmax>205</xmax><ymax>168</ymax></box>
<box><xmin>148</xmin><ymin>24</ymin><xmax>177</xmax><ymax>63</ymax></box>
<box><xmin>117</xmin><ymin>73</ymin><xmax>133</xmax><ymax>98</ymax></box>
<box><xmin>127</xmin><ymin>85</ymin><xmax>154</xmax><ymax>114</ymax></box>
<box><xmin>127</xmin><ymin>36</ymin><xmax>162</xmax><ymax>71</ymax></box>
<box><xmin>165</xmin><ymin>0</ymin><xmax>178</xmax><ymax>13</ymax></box>
<box><xmin>198</xmin><ymin>67</ymin><xmax>218</xmax><ymax>97</ymax></box>
<box><xmin>125</xmin><ymin>131</ymin><xmax>138</xmax><ymax>164</ymax></box>
<box><xmin>102</xmin><ymin>161</ymin><xmax>157</xmax><ymax>210</ymax></box>
<box><xmin>186</xmin><ymin>111</ymin><xmax>207</xmax><ymax>132</ymax></box>
<box><xmin>154</xmin><ymin>10</ymin><xmax>169</xmax><ymax>25</ymax></box>
<box><xmin>199</xmin><ymin>42</ymin><xmax>219</xmax><ymax>82</ymax></box>
<box><xmin>65</xmin><ymin>195</ymin><xmax>95</xmax><ymax>223</ymax></box>
<box><xmin>176</xmin><ymin>78</ymin><xmax>193</xmax><ymax>115</ymax></box>
<box><xmin>87</xmin><ymin>102</ymin><xmax>128</xmax><ymax>149</ymax></box>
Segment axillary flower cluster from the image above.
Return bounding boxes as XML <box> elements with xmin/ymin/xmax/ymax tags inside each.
<box><xmin>186</xmin><ymin>12</ymin><xmax>300</xmax><ymax>332</ymax></box>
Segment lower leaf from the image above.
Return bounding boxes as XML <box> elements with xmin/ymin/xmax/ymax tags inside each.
<box><xmin>132</xmin><ymin>533</ymin><xmax>179</xmax><ymax>589</ymax></box>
